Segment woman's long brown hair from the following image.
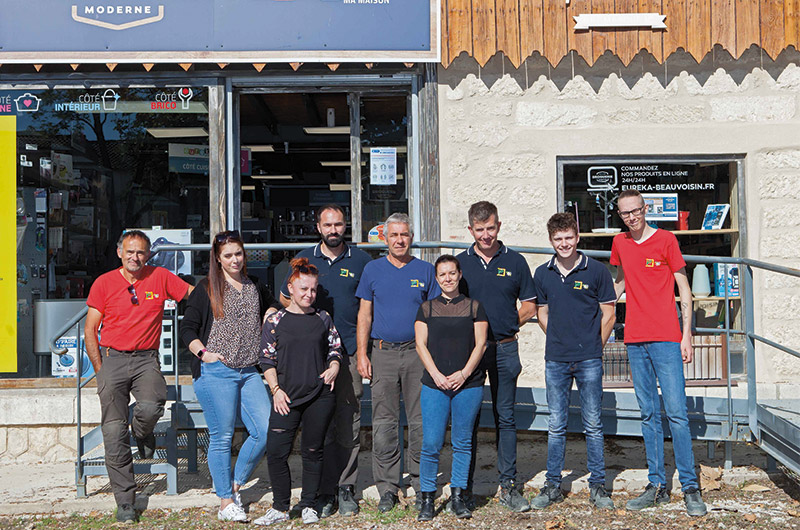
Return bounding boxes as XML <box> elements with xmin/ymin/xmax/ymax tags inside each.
<box><xmin>207</xmin><ymin>231</ymin><xmax>247</xmax><ymax>320</ymax></box>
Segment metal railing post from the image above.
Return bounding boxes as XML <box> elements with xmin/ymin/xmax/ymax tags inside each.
<box><xmin>723</xmin><ymin>262</ymin><xmax>733</xmax><ymax>469</ymax></box>
<box><xmin>743</xmin><ymin>264</ymin><xmax>758</xmax><ymax>442</ymax></box>
<box><xmin>75</xmin><ymin>319</ymin><xmax>86</xmax><ymax>498</ymax></box>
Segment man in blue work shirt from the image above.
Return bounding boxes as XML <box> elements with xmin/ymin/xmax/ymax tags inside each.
<box><xmin>279</xmin><ymin>204</ymin><xmax>371</xmax><ymax>517</ymax></box>
<box><xmin>356</xmin><ymin>212</ymin><xmax>440</xmax><ymax>513</ymax></box>
<box><xmin>531</xmin><ymin>212</ymin><xmax>616</xmax><ymax>511</ymax></box>
<box><xmin>458</xmin><ymin>201</ymin><xmax>537</xmax><ymax>512</ymax></box>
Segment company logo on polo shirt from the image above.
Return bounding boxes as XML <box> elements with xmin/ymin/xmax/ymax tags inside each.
<box><xmin>144</xmin><ymin>291</ymin><xmax>159</xmax><ymax>300</ymax></box>
<box><xmin>573</xmin><ymin>281</ymin><xmax>589</xmax><ymax>290</ymax></box>
<box><xmin>496</xmin><ymin>268</ymin><xmax>512</xmax><ymax>277</ymax></box>
<box><xmin>71</xmin><ymin>4</ymin><xmax>165</xmax><ymax>31</ymax></box>
<box><xmin>339</xmin><ymin>268</ymin><xmax>354</xmax><ymax>278</ymax></box>
<box><xmin>410</xmin><ymin>279</ymin><xmax>425</xmax><ymax>288</ymax></box>
<box><xmin>645</xmin><ymin>258</ymin><xmax>663</xmax><ymax>268</ymax></box>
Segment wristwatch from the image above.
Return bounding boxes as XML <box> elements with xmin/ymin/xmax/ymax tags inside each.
<box><xmin>197</xmin><ymin>348</ymin><xmax>207</xmax><ymax>359</ymax></box>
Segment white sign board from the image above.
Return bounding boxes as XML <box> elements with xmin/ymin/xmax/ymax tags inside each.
<box><xmin>370</xmin><ymin>148</ymin><xmax>397</xmax><ymax>186</ymax></box>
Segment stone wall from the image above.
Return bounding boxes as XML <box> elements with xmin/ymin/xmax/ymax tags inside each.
<box><xmin>0</xmin><ymin>389</ymin><xmax>100</xmax><ymax>464</ymax></box>
<box><xmin>438</xmin><ymin>51</ymin><xmax>800</xmax><ymax>393</ymax></box>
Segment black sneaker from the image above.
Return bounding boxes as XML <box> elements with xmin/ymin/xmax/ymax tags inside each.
<box><xmin>316</xmin><ymin>494</ymin><xmax>337</xmax><ymax>518</ymax></box>
<box><xmin>530</xmin><ymin>483</ymin><xmax>564</xmax><ymax>510</ymax></box>
<box><xmin>499</xmin><ymin>481</ymin><xmax>531</xmax><ymax>513</ymax></box>
<box><xmin>683</xmin><ymin>487</ymin><xmax>707</xmax><ymax>517</ymax></box>
<box><xmin>135</xmin><ymin>432</ymin><xmax>156</xmax><ymax>460</ymax></box>
<box><xmin>338</xmin><ymin>485</ymin><xmax>359</xmax><ymax>517</ymax></box>
<box><xmin>116</xmin><ymin>503</ymin><xmax>138</xmax><ymax>523</ymax></box>
<box><xmin>626</xmin><ymin>483</ymin><xmax>670</xmax><ymax>511</ymax></box>
<box><xmin>589</xmin><ymin>485</ymin><xmax>614</xmax><ymax>510</ymax></box>
<box><xmin>377</xmin><ymin>492</ymin><xmax>398</xmax><ymax>513</ymax></box>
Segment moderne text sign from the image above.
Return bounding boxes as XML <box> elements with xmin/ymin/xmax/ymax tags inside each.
<box><xmin>0</xmin><ymin>0</ymin><xmax>439</xmax><ymax>63</ymax></box>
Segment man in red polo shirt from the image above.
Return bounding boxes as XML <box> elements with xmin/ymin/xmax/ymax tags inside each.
<box><xmin>85</xmin><ymin>230</ymin><xmax>192</xmax><ymax>523</ymax></box>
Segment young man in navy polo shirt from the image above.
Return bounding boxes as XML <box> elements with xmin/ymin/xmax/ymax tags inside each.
<box><xmin>458</xmin><ymin>201</ymin><xmax>537</xmax><ymax>512</ymax></box>
<box><xmin>531</xmin><ymin>213</ymin><xmax>616</xmax><ymax>510</ymax></box>
<box><xmin>279</xmin><ymin>204</ymin><xmax>371</xmax><ymax>517</ymax></box>
<box><xmin>356</xmin><ymin>212</ymin><xmax>440</xmax><ymax>512</ymax></box>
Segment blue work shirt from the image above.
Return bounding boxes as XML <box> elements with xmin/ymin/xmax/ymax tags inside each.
<box><xmin>355</xmin><ymin>256</ymin><xmax>440</xmax><ymax>343</ymax></box>
<box><xmin>280</xmin><ymin>242</ymin><xmax>372</xmax><ymax>356</ymax></box>
<box><xmin>533</xmin><ymin>252</ymin><xmax>616</xmax><ymax>362</ymax></box>
<box><xmin>458</xmin><ymin>242</ymin><xmax>536</xmax><ymax>341</ymax></box>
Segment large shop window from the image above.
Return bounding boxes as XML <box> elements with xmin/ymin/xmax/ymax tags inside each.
<box><xmin>559</xmin><ymin>157</ymin><xmax>745</xmax><ymax>387</ymax></box>
<box><xmin>4</xmin><ymin>86</ymin><xmax>210</xmax><ymax>379</ymax></box>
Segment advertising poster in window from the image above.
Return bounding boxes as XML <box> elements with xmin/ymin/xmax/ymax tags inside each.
<box><xmin>0</xmin><ymin>116</ymin><xmax>17</xmax><ymax>372</ymax></box>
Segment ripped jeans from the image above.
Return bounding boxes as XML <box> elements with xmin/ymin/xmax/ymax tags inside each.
<box><xmin>266</xmin><ymin>387</ymin><xmax>336</xmax><ymax>511</ymax></box>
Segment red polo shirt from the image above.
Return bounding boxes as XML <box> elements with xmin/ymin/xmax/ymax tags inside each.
<box><xmin>610</xmin><ymin>229</ymin><xmax>686</xmax><ymax>344</ymax></box>
<box><xmin>87</xmin><ymin>266</ymin><xmax>189</xmax><ymax>351</ymax></box>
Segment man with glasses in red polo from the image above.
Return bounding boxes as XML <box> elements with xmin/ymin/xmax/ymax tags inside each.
<box><xmin>85</xmin><ymin>230</ymin><xmax>193</xmax><ymax>523</ymax></box>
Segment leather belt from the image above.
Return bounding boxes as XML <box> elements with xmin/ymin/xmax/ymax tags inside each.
<box><xmin>374</xmin><ymin>339</ymin><xmax>415</xmax><ymax>350</ymax></box>
<box><xmin>492</xmin><ymin>335</ymin><xmax>518</xmax><ymax>344</ymax></box>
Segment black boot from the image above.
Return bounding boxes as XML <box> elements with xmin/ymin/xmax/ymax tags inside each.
<box><xmin>450</xmin><ymin>488</ymin><xmax>472</xmax><ymax>519</ymax></box>
<box><xmin>417</xmin><ymin>491</ymin><xmax>436</xmax><ymax>521</ymax></box>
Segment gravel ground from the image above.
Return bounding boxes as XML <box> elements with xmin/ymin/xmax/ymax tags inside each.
<box><xmin>3</xmin><ymin>472</ymin><xmax>799</xmax><ymax>530</ymax></box>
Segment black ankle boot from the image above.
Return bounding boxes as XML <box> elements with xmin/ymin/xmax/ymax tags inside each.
<box><xmin>450</xmin><ymin>488</ymin><xmax>472</xmax><ymax>519</ymax></box>
<box><xmin>417</xmin><ymin>491</ymin><xmax>435</xmax><ymax>521</ymax></box>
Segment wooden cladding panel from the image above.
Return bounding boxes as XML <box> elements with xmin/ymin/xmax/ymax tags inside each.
<box><xmin>615</xmin><ymin>0</ymin><xmax>640</xmax><ymax>64</ymax></box>
<box><xmin>787</xmin><ymin>0</ymin><xmax>800</xmax><ymax>50</ymax></box>
<box><xmin>441</xmin><ymin>0</ymin><xmax>800</xmax><ymax>67</ymax></box>
<box><xmin>543</xmin><ymin>0</ymin><xmax>568</xmax><ymax>65</ymax></box>
<box><xmin>711</xmin><ymin>0</ymin><xmax>736</xmax><ymax>52</ymax></box>
<box><xmin>736</xmin><ymin>0</ymin><xmax>761</xmax><ymax>56</ymax></box>
<box><xmin>520</xmin><ymin>0</ymin><xmax>545</xmax><ymax>59</ymax></box>
<box><xmin>567</xmin><ymin>0</ymin><xmax>593</xmax><ymax>60</ymax></box>
<box><xmin>686</xmin><ymin>0</ymin><xmax>712</xmax><ymax>61</ymax></box>
<box><xmin>446</xmin><ymin>0</ymin><xmax>473</xmax><ymax>64</ymax></box>
<box><xmin>762</xmin><ymin>0</ymin><xmax>786</xmax><ymax>58</ymax></box>
<box><xmin>472</xmin><ymin>0</ymin><xmax>497</xmax><ymax>66</ymax></box>
<box><xmin>496</xmin><ymin>0</ymin><xmax>522</xmax><ymax>66</ymax></box>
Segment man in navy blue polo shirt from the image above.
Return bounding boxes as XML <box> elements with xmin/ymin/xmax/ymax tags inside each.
<box><xmin>531</xmin><ymin>212</ymin><xmax>616</xmax><ymax>511</ymax></box>
<box><xmin>279</xmin><ymin>204</ymin><xmax>371</xmax><ymax>517</ymax></box>
<box><xmin>458</xmin><ymin>201</ymin><xmax>537</xmax><ymax>512</ymax></box>
<box><xmin>355</xmin><ymin>212</ymin><xmax>440</xmax><ymax>513</ymax></box>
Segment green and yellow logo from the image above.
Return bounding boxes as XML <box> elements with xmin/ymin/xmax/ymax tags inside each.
<box><xmin>145</xmin><ymin>291</ymin><xmax>155</xmax><ymax>300</ymax></box>
<box><xmin>573</xmin><ymin>281</ymin><xmax>589</xmax><ymax>290</ymax></box>
<box><xmin>645</xmin><ymin>258</ymin><xmax>655</xmax><ymax>268</ymax></box>
<box><xmin>411</xmin><ymin>279</ymin><xmax>419</xmax><ymax>287</ymax></box>
<box><xmin>497</xmin><ymin>268</ymin><xmax>511</xmax><ymax>277</ymax></box>
<box><xmin>340</xmin><ymin>268</ymin><xmax>354</xmax><ymax>278</ymax></box>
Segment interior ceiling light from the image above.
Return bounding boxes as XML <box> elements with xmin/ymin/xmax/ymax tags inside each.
<box><xmin>320</xmin><ymin>161</ymin><xmax>351</xmax><ymax>167</ymax></box>
<box><xmin>252</xmin><ymin>174</ymin><xmax>293</xmax><ymax>180</ymax></box>
<box><xmin>303</xmin><ymin>126</ymin><xmax>350</xmax><ymax>135</ymax></box>
<box><xmin>329</xmin><ymin>184</ymin><xmax>351</xmax><ymax>191</ymax></box>
<box><xmin>146</xmin><ymin>127</ymin><xmax>208</xmax><ymax>138</ymax></box>
<box><xmin>241</xmin><ymin>185</ymin><xmax>256</xmax><ymax>191</ymax></box>
<box><xmin>242</xmin><ymin>145</ymin><xmax>275</xmax><ymax>152</ymax></box>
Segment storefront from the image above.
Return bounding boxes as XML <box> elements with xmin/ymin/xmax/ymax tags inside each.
<box><xmin>0</xmin><ymin>0</ymin><xmax>440</xmax><ymax>378</ymax></box>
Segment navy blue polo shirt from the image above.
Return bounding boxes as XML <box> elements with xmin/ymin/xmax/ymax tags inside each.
<box><xmin>356</xmin><ymin>256</ymin><xmax>440</xmax><ymax>343</ymax></box>
<box><xmin>457</xmin><ymin>242</ymin><xmax>536</xmax><ymax>341</ymax></box>
<box><xmin>280</xmin><ymin>242</ymin><xmax>372</xmax><ymax>356</ymax></box>
<box><xmin>533</xmin><ymin>252</ymin><xmax>616</xmax><ymax>362</ymax></box>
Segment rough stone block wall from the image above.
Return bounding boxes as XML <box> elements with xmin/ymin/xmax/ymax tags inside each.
<box><xmin>438</xmin><ymin>53</ymin><xmax>800</xmax><ymax>390</ymax></box>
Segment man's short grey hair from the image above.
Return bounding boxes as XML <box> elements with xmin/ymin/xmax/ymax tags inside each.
<box><xmin>384</xmin><ymin>212</ymin><xmax>413</xmax><ymax>236</ymax></box>
<box><xmin>117</xmin><ymin>229</ymin><xmax>152</xmax><ymax>250</ymax></box>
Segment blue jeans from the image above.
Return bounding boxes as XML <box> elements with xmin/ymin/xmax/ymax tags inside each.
<box><xmin>627</xmin><ymin>342</ymin><xmax>699</xmax><ymax>491</ymax></box>
<box><xmin>420</xmin><ymin>385</ymin><xmax>483</xmax><ymax>492</ymax></box>
<box><xmin>545</xmin><ymin>358</ymin><xmax>605</xmax><ymax>487</ymax></box>
<box><xmin>193</xmin><ymin>361</ymin><xmax>271</xmax><ymax>499</ymax></box>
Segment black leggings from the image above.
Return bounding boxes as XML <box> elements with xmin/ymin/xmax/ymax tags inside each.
<box><xmin>266</xmin><ymin>387</ymin><xmax>336</xmax><ymax>510</ymax></box>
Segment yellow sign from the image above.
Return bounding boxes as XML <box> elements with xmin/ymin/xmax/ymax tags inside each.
<box><xmin>0</xmin><ymin>117</ymin><xmax>16</xmax><ymax>372</ymax></box>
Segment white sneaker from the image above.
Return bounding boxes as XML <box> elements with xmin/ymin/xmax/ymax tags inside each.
<box><xmin>301</xmin><ymin>507</ymin><xmax>319</xmax><ymax>525</ymax></box>
<box><xmin>218</xmin><ymin>502</ymin><xmax>247</xmax><ymax>522</ymax></box>
<box><xmin>232</xmin><ymin>490</ymin><xmax>243</xmax><ymax>508</ymax></box>
<box><xmin>253</xmin><ymin>508</ymin><xmax>290</xmax><ymax>526</ymax></box>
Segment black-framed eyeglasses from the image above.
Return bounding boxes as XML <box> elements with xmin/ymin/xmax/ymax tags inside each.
<box><xmin>214</xmin><ymin>230</ymin><xmax>242</xmax><ymax>244</ymax></box>
<box><xmin>618</xmin><ymin>206</ymin><xmax>646</xmax><ymax>219</ymax></box>
<box><xmin>128</xmin><ymin>285</ymin><xmax>139</xmax><ymax>305</ymax></box>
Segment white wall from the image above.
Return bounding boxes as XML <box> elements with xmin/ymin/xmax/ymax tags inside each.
<box><xmin>438</xmin><ymin>54</ymin><xmax>800</xmax><ymax>396</ymax></box>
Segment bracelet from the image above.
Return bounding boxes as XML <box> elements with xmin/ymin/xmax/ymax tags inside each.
<box><xmin>197</xmin><ymin>348</ymin><xmax>207</xmax><ymax>359</ymax></box>
<box><xmin>460</xmin><ymin>370</ymin><xmax>466</xmax><ymax>380</ymax></box>
<box><xmin>270</xmin><ymin>385</ymin><xmax>281</xmax><ymax>396</ymax></box>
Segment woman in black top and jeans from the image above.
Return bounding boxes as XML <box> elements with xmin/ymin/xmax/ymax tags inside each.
<box><xmin>254</xmin><ymin>258</ymin><xmax>342</xmax><ymax>526</ymax></box>
<box><xmin>414</xmin><ymin>255</ymin><xmax>488</xmax><ymax>521</ymax></box>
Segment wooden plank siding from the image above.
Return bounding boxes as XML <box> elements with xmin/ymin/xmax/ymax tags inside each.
<box><xmin>441</xmin><ymin>0</ymin><xmax>800</xmax><ymax>67</ymax></box>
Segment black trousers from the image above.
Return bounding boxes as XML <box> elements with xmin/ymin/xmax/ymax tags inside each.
<box><xmin>266</xmin><ymin>387</ymin><xmax>336</xmax><ymax>511</ymax></box>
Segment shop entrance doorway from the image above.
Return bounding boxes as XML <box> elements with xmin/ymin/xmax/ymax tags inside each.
<box><xmin>237</xmin><ymin>90</ymin><xmax>412</xmax><ymax>290</ymax></box>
